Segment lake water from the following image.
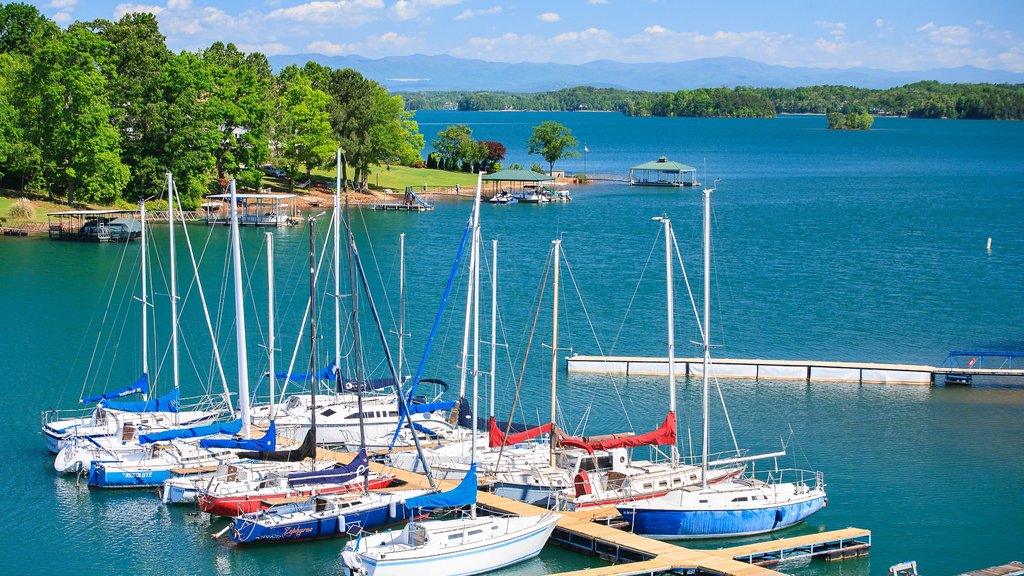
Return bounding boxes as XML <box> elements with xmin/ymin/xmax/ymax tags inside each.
<box><xmin>2</xmin><ymin>112</ymin><xmax>1022</xmax><ymax>575</ymax></box>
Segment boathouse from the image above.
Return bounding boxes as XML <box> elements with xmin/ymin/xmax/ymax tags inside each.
<box><xmin>204</xmin><ymin>193</ymin><xmax>297</xmax><ymax>226</ymax></box>
<box><xmin>482</xmin><ymin>169</ymin><xmax>556</xmax><ymax>203</ymax></box>
<box><xmin>629</xmin><ymin>157</ymin><xmax>699</xmax><ymax>187</ymax></box>
<box><xmin>46</xmin><ymin>209</ymin><xmax>141</xmax><ymax>242</ymax></box>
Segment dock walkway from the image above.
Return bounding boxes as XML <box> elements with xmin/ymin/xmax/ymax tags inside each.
<box><xmin>567</xmin><ymin>355</ymin><xmax>1024</xmax><ymax>385</ymax></box>
<box><xmin>315</xmin><ymin>446</ymin><xmax>869</xmax><ymax>576</ymax></box>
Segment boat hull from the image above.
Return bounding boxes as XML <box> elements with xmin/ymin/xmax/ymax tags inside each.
<box><xmin>88</xmin><ymin>463</ymin><xmax>173</xmax><ymax>488</ymax></box>
<box><xmin>492</xmin><ymin>483</ymin><xmax>560</xmax><ymax>507</ymax></box>
<box><xmin>230</xmin><ymin>499</ymin><xmax>416</xmax><ymax>544</ymax></box>
<box><xmin>619</xmin><ymin>493</ymin><xmax>827</xmax><ymax>540</ymax></box>
<box><xmin>200</xmin><ymin>475</ymin><xmax>395</xmax><ymax>516</ymax></box>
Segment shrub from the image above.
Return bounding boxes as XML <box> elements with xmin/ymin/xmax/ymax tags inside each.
<box><xmin>530</xmin><ymin>163</ymin><xmax>546</xmax><ymax>174</ymax></box>
<box><xmin>7</xmin><ymin>198</ymin><xmax>34</xmax><ymax>220</ymax></box>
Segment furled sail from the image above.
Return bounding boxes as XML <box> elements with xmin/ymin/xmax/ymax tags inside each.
<box><xmin>82</xmin><ymin>373</ymin><xmax>150</xmax><ymax>403</ymax></box>
<box><xmin>235</xmin><ymin>428</ymin><xmax>316</xmax><ymax>462</ymax></box>
<box><xmin>199</xmin><ymin>421</ymin><xmax>276</xmax><ymax>451</ymax></box>
<box><xmin>556</xmin><ymin>412</ymin><xmax>676</xmax><ymax>453</ymax></box>
<box><xmin>287</xmin><ymin>449</ymin><xmax>367</xmax><ymax>487</ymax></box>
<box><xmin>337</xmin><ymin>375</ymin><xmax>398</xmax><ymax>393</ymax></box>
<box><xmin>489</xmin><ymin>417</ymin><xmax>553</xmax><ymax>448</ymax></box>
<box><xmin>274</xmin><ymin>361</ymin><xmax>336</xmax><ymax>382</ymax></box>
<box><xmin>138</xmin><ymin>418</ymin><xmax>243</xmax><ymax>444</ymax></box>
<box><xmin>404</xmin><ymin>463</ymin><xmax>477</xmax><ymax>509</ymax></box>
<box><xmin>100</xmin><ymin>387</ymin><xmax>179</xmax><ymax>413</ymax></box>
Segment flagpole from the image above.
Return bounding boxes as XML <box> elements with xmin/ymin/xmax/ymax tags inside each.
<box><xmin>583</xmin><ymin>143</ymin><xmax>588</xmax><ymax>181</ymax></box>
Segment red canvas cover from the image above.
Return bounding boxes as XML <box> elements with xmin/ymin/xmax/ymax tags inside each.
<box><xmin>488</xmin><ymin>417</ymin><xmax>554</xmax><ymax>448</ymax></box>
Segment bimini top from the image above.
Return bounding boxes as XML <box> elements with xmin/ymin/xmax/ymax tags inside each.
<box><xmin>482</xmin><ymin>169</ymin><xmax>555</xmax><ymax>182</ymax></box>
<box><xmin>630</xmin><ymin>157</ymin><xmax>696</xmax><ymax>173</ymax></box>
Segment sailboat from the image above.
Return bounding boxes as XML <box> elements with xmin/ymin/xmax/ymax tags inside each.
<box><xmin>342</xmin><ymin>174</ymin><xmax>560</xmax><ymax>576</ymax></box>
<box><xmin>616</xmin><ymin>184</ymin><xmax>827</xmax><ymax>539</ymax></box>
<box><xmin>44</xmin><ymin>194</ymin><xmax>226</xmax><ymax>457</ymax></box>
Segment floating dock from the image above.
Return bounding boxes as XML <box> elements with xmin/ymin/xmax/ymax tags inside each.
<box><xmin>566</xmin><ymin>355</ymin><xmax>1024</xmax><ymax>385</ymax></box>
<box><xmin>958</xmin><ymin>561</ymin><xmax>1024</xmax><ymax>576</ymax></box>
<box><xmin>314</xmin><ymin>446</ymin><xmax>870</xmax><ymax>576</ymax></box>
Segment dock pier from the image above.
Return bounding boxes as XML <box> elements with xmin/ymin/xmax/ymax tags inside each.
<box><xmin>566</xmin><ymin>355</ymin><xmax>1024</xmax><ymax>385</ymax></box>
<box><xmin>313</xmin><ymin>445</ymin><xmax>870</xmax><ymax>576</ymax></box>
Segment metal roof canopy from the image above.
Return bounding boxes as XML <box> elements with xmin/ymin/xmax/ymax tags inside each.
<box><xmin>47</xmin><ymin>209</ymin><xmax>139</xmax><ymax>216</ymax></box>
<box><xmin>207</xmin><ymin>193</ymin><xmax>298</xmax><ymax>200</ymax></box>
<box><xmin>481</xmin><ymin>169</ymin><xmax>555</xmax><ymax>182</ymax></box>
<box><xmin>630</xmin><ymin>156</ymin><xmax>697</xmax><ymax>172</ymax></box>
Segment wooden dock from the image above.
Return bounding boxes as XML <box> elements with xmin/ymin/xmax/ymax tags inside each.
<box><xmin>958</xmin><ymin>561</ymin><xmax>1024</xmax><ymax>576</ymax></box>
<box><xmin>315</xmin><ymin>446</ymin><xmax>870</xmax><ymax>576</ymax></box>
<box><xmin>566</xmin><ymin>355</ymin><xmax>1024</xmax><ymax>385</ymax></box>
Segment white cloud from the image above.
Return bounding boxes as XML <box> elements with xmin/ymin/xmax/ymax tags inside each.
<box><xmin>874</xmin><ymin>18</ymin><xmax>885</xmax><ymax>28</ymax></box>
<box><xmin>537</xmin><ymin>12</ymin><xmax>560</xmax><ymax>23</ymax></box>
<box><xmin>307</xmin><ymin>31</ymin><xmax>421</xmax><ymax>57</ymax></box>
<box><xmin>48</xmin><ymin>0</ymin><xmax>76</xmax><ymax>8</ymax></box>
<box><xmin>815</xmin><ymin>20</ymin><xmax>846</xmax><ymax>39</ymax></box>
<box><xmin>553</xmin><ymin>27</ymin><xmax>612</xmax><ymax>44</ymax></box>
<box><xmin>235</xmin><ymin>42</ymin><xmax>290</xmax><ymax>56</ymax></box>
<box><xmin>392</xmin><ymin>0</ymin><xmax>460</xmax><ymax>21</ymax></box>
<box><xmin>307</xmin><ymin>39</ymin><xmax>349</xmax><ymax>55</ymax></box>
<box><xmin>643</xmin><ymin>25</ymin><xmax>669</xmax><ymax>35</ymax></box>
<box><xmin>269</xmin><ymin>0</ymin><xmax>384</xmax><ymax>24</ymax></box>
<box><xmin>917</xmin><ymin>21</ymin><xmax>971</xmax><ymax>46</ymax></box>
<box><xmin>53</xmin><ymin>10</ymin><xmax>72</xmax><ymax>23</ymax></box>
<box><xmin>114</xmin><ymin>3</ymin><xmax>164</xmax><ymax>19</ymax></box>
<box><xmin>167</xmin><ymin>0</ymin><xmax>191</xmax><ymax>9</ymax></box>
<box><xmin>455</xmin><ymin>6</ymin><xmax>501</xmax><ymax>20</ymax></box>
<box><xmin>586</xmin><ymin>0</ymin><xmax>608</xmax><ymax>3</ymax></box>
<box><xmin>815</xmin><ymin>37</ymin><xmax>841</xmax><ymax>54</ymax></box>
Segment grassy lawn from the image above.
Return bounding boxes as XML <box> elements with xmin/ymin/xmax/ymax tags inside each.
<box><xmin>0</xmin><ymin>190</ymin><xmax>88</xmax><ymax>226</ymax></box>
<box><xmin>304</xmin><ymin>163</ymin><xmax>479</xmax><ymax>192</ymax></box>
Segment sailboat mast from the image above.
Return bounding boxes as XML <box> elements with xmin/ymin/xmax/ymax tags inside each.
<box><xmin>346</xmin><ymin>189</ymin><xmax>369</xmax><ymax>492</ymax></box>
<box><xmin>470</xmin><ymin>175</ymin><xmax>482</xmax><ymax>462</ymax></box>
<box><xmin>139</xmin><ymin>199</ymin><xmax>149</xmax><ymax>401</ymax></box>
<box><xmin>334</xmin><ymin>149</ymin><xmax>342</xmax><ymax>392</ymax></box>
<box><xmin>308</xmin><ymin>217</ymin><xmax>319</xmax><ymax>454</ymax></box>
<box><xmin>489</xmin><ymin>239</ymin><xmax>497</xmax><ymax>420</ymax></box>
<box><xmin>267</xmin><ymin>232</ymin><xmax>276</xmax><ymax>420</ymax></box>
<box><xmin>167</xmin><ymin>172</ymin><xmax>180</xmax><ymax>427</ymax></box>
<box><xmin>700</xmin><ymin>186</ymin><xmax>712</xmax><ymax>487</ymax></box>
<box><xmin>398</xmin><ymin>233</ymin><xmax>405</xmax><ymax>383</ymax></box>
<box><xmin>230</xmin><ymin>180</ymin><xmax>251</xmax><ymax>439</ymax></box>
<box><xmin>663</xmin><ymin>218</ymin><xmax>679</xmax><ymax>466</ymax></box>
<box><xmin>549</xmin><ymin>238</ymin><xmax>561</xmax><ymax>468</ymax></box>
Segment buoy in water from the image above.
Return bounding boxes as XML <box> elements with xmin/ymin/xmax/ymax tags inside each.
<box><xmin>986</xmin><ymin>237</ymin><xmax>992</xmax><ymax>252</ymax></box>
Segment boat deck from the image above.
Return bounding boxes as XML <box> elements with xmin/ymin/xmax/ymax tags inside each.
<box><xmin>315</xmin><ymin>446</ymin><xmax>870</xmax><ymax>576</ymax></box>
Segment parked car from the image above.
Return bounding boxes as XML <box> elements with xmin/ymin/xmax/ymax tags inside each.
<box><xmin>261</xmin><ymin>165</ymin><xmax>286</xmax><ymax>177</ymax></box>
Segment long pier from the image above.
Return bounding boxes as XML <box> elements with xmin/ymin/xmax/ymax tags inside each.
<box><xmin>315</xmin><ymin>446</ymin><xmax>870</xmax><ymax>576</ymax></box>
<box><xmin>566</xmin><ymin>355</ymin><xmax>1024</xmax><ymax>385</ymax></box>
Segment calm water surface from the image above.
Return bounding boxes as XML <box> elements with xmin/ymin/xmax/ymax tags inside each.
<box><xmin>2</xmin><ymin>113</ymin><xmax>1022</xmax><ymax>575</ymax></box>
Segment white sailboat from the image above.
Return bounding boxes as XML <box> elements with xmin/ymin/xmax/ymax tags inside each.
<box><xmin>616</xmin><ymin>183</ymin><xmax>828</xmax><ymax>539</ymax></box>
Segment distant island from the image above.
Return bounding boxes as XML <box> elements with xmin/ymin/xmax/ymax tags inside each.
<box><xmin>401</xmin><ymin>82</ymin><xmax>1024</xmax><ymax>120</ymax></box>
<box><xmin>827</xmin><ymin>112</ymin><xmax>874</xmax><ymax>130</ymax></box>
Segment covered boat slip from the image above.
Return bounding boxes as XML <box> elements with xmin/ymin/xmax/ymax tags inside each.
<box><xmin>629</xmin><ymin>157</ymin><xmax>700</xmax><ymax>187</ymax></box>
<box><xmin>46</xmin><ymin>209</ymin><xmax>142</xmax><ymax>242</ymax></box>
<box><xmin>205</xmin><ymin>193</ymin><xmax>298</xmax><ymax>226</ymax></box>
<box><xmin>481</xmin><ymin>168</ymin><xmax>556</xmax><ymax>201</ymax></box>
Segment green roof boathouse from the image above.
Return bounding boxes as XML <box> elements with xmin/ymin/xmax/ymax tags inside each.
<box><xmin>629</xmin><ymin>157</ymin><xmax>700</xmax><ymax>187</ymax></box>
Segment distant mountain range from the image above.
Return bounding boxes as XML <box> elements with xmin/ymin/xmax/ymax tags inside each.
<box><xmin>267</xmin><ymin>53</ymin><xmax>1024</xmax><ymax>92</ymax></box>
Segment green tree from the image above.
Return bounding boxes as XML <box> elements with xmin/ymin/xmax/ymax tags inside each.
<box><xmin>273</xmin><ymin>67</ymin><xmax>338</xmax><ymax>183</ymax></box>
<box><xmin>0</xmin><ymin>2</ymin><xmax>59</xmax><ymax>55</ymax></box>
<box><xmin>526</xmin><ymin>121</ymin><xmax>578</xmax><ymax>174</ymax></box>
<box><xmin>432</xmin><ymin>124</ymin><xmax>473</xmax><ymax>171</ymax></box>
<box><xmin>23</xmin><ymin>24</ymin><xmax>128</xmax><ymax>204</ymax></box>
<box><xmin>367</xmin><ymin>89</ymin><xmax>423</xmax><ymax>169</ymax></box>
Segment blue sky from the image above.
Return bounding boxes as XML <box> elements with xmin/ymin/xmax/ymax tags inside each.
<box><xmin>30</xmin><ymin>0</ymin><xmax>1024</xmax><ymax>71</ymax></box>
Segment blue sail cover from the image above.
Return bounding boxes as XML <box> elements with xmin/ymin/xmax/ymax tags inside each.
<box><xmin>287</xmin><ymin>449</ymin><xmax>368</xmax><ymax>487</ymax></box>
<box><xmin>82</xmin><ymin>373</ymin><xmax>150</xmax><ymax>403</ymax></box>
<box><xmin>138</xmin><ymin>418</ymin><xmax>243</xmax><ymax>445</ymax></box>
<box><xmin>200</xmin><ymin>421</ymin><xmax>276</xmax><ymax>451</ymax></box>
<box><xmin>405</xmin><ymin>463</ymin><xmax>477</xmax><ymax>509</ymax></box>
<box><xmin>338</xmin><ymin>375</ymin><xmax>398</xmax><ymax>393</ymax></box>
<box><xmin>275</xmin><ymin>361</ymin><xmax>336</xmax><ymax>382</ymax></box>
<box><xmin>101</xmin><ymin>387</ymin><xmax>179</xmax><ymax>413</ymax></box>
<box><xmin>401</xmin><ymin>400</ymin><xmax>456</xmax><ymax>417</ymax></box>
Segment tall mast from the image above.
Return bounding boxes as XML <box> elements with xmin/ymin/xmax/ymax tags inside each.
<box><xmin>549</xmin><ymin>238</ymin><xmax>561</xmax><ymax>467</ymax></box>
<box><xmin>334</xmin><ymin>148</ymin><xmax>342</xmax><ymax>393</ymax></box>
<box><xmin>139</xmin><ymin>199</ymin><xmax>149</xmax><ymax>401</ymax></box>
<box><xmin>167</xmin><ymin>172</ymin><xmax>180</xmax><ymax>427</ymax></box>
<box><xmin>230</xmin><ymin>180</ymin><xmax>251</xmax><ymax>438</ymax></box>
<box><xmin>266</xmin><ymin>232</ymin><xmax>276</xmax><ymax>420</ymax></box>
<box><xmin>346</xmin><ymin>181</ymin><xmax>368</xmax><ymax>492</ymax></box>
<box><xmin>307</xmin><ymin>217</ymin><xmax>319</xmax><ymax>459</ymax></box>
<box><xmin>700</xmin><ymin>185</ymin><xmax>712</xmax><ymax>487</ymax></box>
<box><xmin>398</xmin><ymin>233</ymin><xmax>406</xmax><ymax>383</ymax></box>
<box><xmin>470</xmin><ymin>173</ymin><xmax>482</xmax><ymax>465</ymax></box>
<box><xmin>489</xmin><ymin>239</ymin><xmax>498</xmax><ymax>420</ymax></box>
<box><xmin>663</xmin><ymin>217</ymin><xmax>679</xmax><ymax>466</ymax></box>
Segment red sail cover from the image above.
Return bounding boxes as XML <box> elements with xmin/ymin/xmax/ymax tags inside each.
<box><xmin>557</xmin><ymin>412</ymin><xmax>676</xmax><ymax>453</ymax></box>
<box><xmin>488</xmin><ymin>417</ymin><xmax>553</xmax><ymax>448</ymax></box>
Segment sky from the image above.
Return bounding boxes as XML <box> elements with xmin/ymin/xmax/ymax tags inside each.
<box><xmin>29</xmin><ymin>0</ymin><xmax>1024</xmax><ymax>72</ymax></box>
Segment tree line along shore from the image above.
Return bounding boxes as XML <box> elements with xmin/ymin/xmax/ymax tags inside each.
<box><xmin>2</xmin><ymin>3</ymin><xmax>1022</xmax><ymax>220</ymax></box>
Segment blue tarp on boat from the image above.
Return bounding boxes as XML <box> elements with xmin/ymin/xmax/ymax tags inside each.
<box><xmin>287</xmin><ymin>449</ymin><xmax>367</xmax><ymax>487</ymax></box>
<box><xmin>100</xmin><ymin>387</ymin><xmax>178</xmax><ymax>413</ymax></box>
<box><xmin>138</xmin><ymin>418</ymin><xmax>243</xmax><ymax>445</ymax></box>
<box><xmin>200</xmin><ymin>421</ymin><xmax>276</xmax><ymax>451</ymax></box>
<box><xmin>82</xmin><ymin>373</ymin><xmax>150</xmax><ymax>403</ymax></box>
<box><xmin>401</xmin><ymin>400</ymin><xmax>456</xmax><ymax>417</ymax></box>
<box><xmin>275</xmin><ymin>361</ymin><xmax>336</xmax><ymax>382</ymax></box>
<box><xmin>405</xmin><ymin>463</ymin><xmax>477</xmax><ymax>509</ymax></box>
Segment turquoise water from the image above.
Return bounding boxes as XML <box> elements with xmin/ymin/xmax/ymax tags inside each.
<box><xmin>2</xmin><ymin>114</ymin><xmax>1023</xmax><ymax>575</ymax></box>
